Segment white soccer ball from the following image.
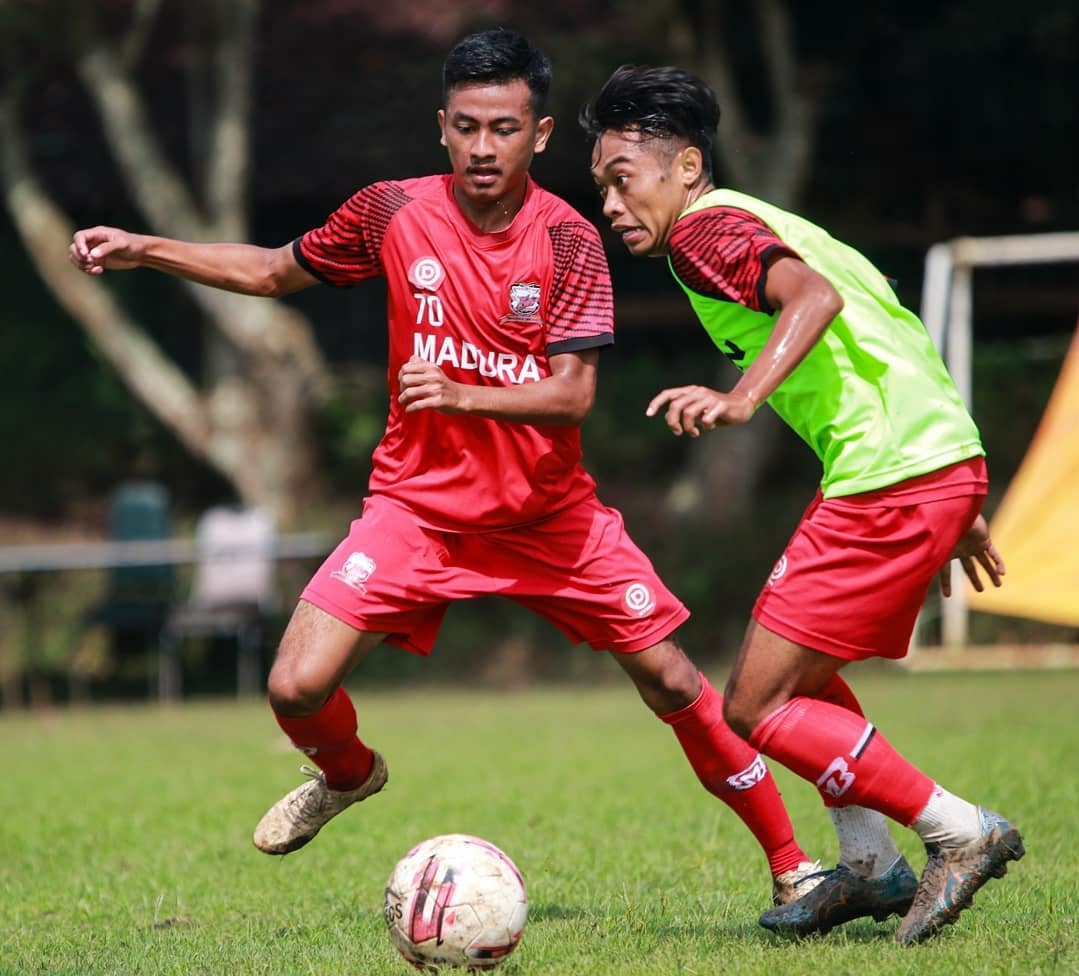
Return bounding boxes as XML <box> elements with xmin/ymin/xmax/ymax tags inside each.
<box><xmin>384</xmin><ymin>833</ymin><xmax>528</xmax><ymax>972</ymax></box>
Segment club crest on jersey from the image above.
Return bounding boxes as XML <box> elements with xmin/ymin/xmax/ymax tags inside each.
<box><xmin>331</xmin><ymin>551</ymin><xmax>377</xmax><ymax>593</ymax></box>
<box><xmin>408</xmin><ymin>256</ymin><xmax>445</xmax><ymax>291</ymax></box>
<box><xmin>508</xmin><ymin>281</ymin><xmax>541</xmax><ymax>318</ymax></box>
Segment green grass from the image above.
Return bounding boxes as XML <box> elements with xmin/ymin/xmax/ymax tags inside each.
<box><xmin>1</xmin><ymin>666</ymin><xmax>1076</xmax><ymax>975</ymax></box>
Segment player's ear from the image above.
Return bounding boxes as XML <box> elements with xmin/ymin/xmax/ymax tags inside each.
<box><xmin>678</xmin><ymin>146</ymin><xmax>704</xmax><ymax>187</ymax></box>
<box><xmin>437</xmin><ymin>109</ymin><xmax>448</xmax><ymax>148</ymax></box>
<box><xmin>533</xmin><ymin>115</ymin><xmax>554</xmax><ymax>154</ymax></box>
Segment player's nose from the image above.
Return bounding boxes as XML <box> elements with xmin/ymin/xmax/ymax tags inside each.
<box><xmin>471</xmin><ymin>128</ymin><xmax>494</xmax><ymax>158</ymax></box>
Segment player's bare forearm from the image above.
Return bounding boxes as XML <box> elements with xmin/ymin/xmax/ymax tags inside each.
<box><xmin>735</xmin><ymin>256</ymin><xmax>842</xmax><ymax>407</ymax></box>
<box><xmin>398</xmin><ymin>350</ymin><xmax>598</xmax><ymax>425</ymax></box>
<box><xmin>454</xmin><ymin>375</ymin><xmax>593</xmax><ymax>424</ymax></box>
<box><xmin>731</xmin><ymin>304</ymin><xmax>832</xmax><ymax>407</ymax></box>
<box><xmin>137</xmin><ymin>239</ymin><xmax>304</xmax><ymax>296</ymax></box>
<box><xmin>70</xmin><ymin>227</ymin><xmax>314</xmax><ymax>297</ymax></box>
<box><xmin>400</xmin><ymin>371</ymin><xmax>593</xmax><ymax>425</ymax></box>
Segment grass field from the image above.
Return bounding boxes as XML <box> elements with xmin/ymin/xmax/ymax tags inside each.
<box><xmin>1</xmin><ymin>665</ymin><xmax>1076</xmax><ymax>975</ymax></box>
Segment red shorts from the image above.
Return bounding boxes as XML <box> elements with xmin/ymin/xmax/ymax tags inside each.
<box><xmin>753</xmin><ymin>458</ymin><xmax>988</xmax><ymax>661</ymax></box>
<box><xmin>302</xmin><ymin>494</ymin><xmax>689</xmax><ymax>655</ymax></box>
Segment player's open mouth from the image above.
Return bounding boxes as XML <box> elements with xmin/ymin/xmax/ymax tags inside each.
<box><xmin>619</xmin><ymin>227</ymin><xmax>646</xmax><ymax>246</ymax></box>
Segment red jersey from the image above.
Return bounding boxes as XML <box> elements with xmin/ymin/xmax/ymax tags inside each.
<box><xmin>295</xmin><ymin>174</ymin><xmax>614</xmax><ymax>532</ymax></box>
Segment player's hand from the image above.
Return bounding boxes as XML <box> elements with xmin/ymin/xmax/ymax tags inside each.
<box><xmin>938</xmin><ymin>514</ymin><xmax>1006</xmax><ymax>597</ymax></box>
<box><xmin>69</xmin><ymin>227</ymin><xmax>144</xmax><ymax>274</ymax></box>
<box><xmin>645</xmin><ymin>385</ymin><xmax>756</xmax><ymax>437</ymax></box>
<box><xmin>398</xmin><ymin>356</ymin><xmax>465</xmax><ymax>414</ymax></box>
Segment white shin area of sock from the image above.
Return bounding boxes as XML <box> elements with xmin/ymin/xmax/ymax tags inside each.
<box><xmin>830</xmin><ymin>805</ymin><xmax>903</xmax><ymax>878</ymax></box>
<box><xmin>911</xmin><ymin>785</ymin><xmax>982</xmax><ymax>847</ymax></box>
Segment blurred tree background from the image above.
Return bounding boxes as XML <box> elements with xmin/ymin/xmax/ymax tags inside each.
<box><xmin>0</xmin><ymin>0</ymin><xmax>1076</xmax><ymax>700</ymax></box>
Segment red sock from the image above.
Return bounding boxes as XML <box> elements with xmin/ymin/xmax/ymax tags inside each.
<box><xmin>273</xmin><ymin>686</ymin><xmax>374</xmax><ymax>790</ymax></box>
<box><xmin>814</xmin><ymin>675</ymin><xmax>865</xmax><ymax>809</ymax></box>
<box><xmin>817</xmin><ymin>673</ymin><xmax>864</xmax><ymax>716</ymax></box>
<box><xmin>749</xmin><ymin>696</ymin><xmax>934</xmax><ymax>826</ymax></box>
<box><xmin>661</xmin><ymin>674</ymin><xmax>809</xmax><ymax>876</ymax></box>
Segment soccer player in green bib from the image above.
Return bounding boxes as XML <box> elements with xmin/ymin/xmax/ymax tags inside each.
<box><xmin>581</xmin><ymin>65</ymin><xmax>1023</xmax><ymax>944</ymax></box>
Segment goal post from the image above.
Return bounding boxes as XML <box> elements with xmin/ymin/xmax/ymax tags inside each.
<box><xmin>913</xmin><ymin>230</ymin><xmax>1079</xmax><ymax>653</ymax></box>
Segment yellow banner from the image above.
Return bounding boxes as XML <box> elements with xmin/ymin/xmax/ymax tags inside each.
<box><xmin>969</xmin><ymin>324</ymin><xmax>1079</xmax><ymax>626</ymax></box>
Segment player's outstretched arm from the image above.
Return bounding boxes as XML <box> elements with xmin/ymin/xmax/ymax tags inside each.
<box><xmin>937</xmin><ymin>514</ymin><xmax>1006</xmax><ymax>597</ymax></box>
<box><xmin>69</xmin><ymin>226</ymin><xmax>317</xmax><ymax>297</ymax></box>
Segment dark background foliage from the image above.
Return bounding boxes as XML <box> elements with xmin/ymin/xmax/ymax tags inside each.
<box><xmin>1</xmin><ymin>1</ymin><xmax>1076</xmax><ymax>697</ymax></box>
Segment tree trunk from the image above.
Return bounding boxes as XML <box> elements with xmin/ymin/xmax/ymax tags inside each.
<box><xmin>0</xmin><ymin>2</ymin><xmax>330</xmax><ymax>527</ymax></box>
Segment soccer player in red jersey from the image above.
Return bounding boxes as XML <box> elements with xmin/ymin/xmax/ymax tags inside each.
<box><xmin>581</xmin><ymin>64</ymin><xmax>1024</xmax><ymax>943</ymax></box>
<box><xmin>70</xmin><ymin>30</ymin><xmax>820</xmax><ymax>907</ymax></box>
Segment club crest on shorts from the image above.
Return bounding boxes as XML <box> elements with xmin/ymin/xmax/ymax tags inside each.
<box><xmin>408</xmin><ymin>256</ymin><xmax>445</xmax><ymax>291</ymax></box>
<box><xmin>507</xmin><ymin>281</ymin><xmax>541</xmax><ymax>319</ymax></box>
<box><xmin>331</xmin><ymin>551</ymin><xmax>377</xmax><ymax>593</ymax></box>
<box><xmin>622</xmin><ymin>582</ymin><xmax>656</xmax><ymax>617</ymax></box>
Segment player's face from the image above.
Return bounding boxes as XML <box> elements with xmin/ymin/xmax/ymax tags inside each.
<box><xmin>590</xmin><ymin>129</ymin><xmax>696</xmax><ymax>257</ymax></box>
<box><xmin>439</xmin><ymin>79</ymin><xmax>553</xmax><ymax>210</ymax></box>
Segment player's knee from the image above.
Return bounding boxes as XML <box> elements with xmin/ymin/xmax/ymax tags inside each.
<box><xmin>266</xmin><ymin>661</ymin><xmax>330</xmax><ymax>715</ymax></box>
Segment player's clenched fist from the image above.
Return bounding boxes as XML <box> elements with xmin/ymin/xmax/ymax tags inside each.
<box><xmin>69</xmin><ymin>226</ymin><xmax>144</xmax><ymax>274</ymax></box>
<box><xmin>398</xmin><ymin>356</ymin><xmax>465</xmax><ymax>414</ymax></box>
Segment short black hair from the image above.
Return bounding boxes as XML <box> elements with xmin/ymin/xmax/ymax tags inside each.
<box><xmin>579</xmin><ymin>65</ymin><xmax>719</xmax><ymax>178</ymax></box>
<box><xmin>443</xmin><ymin>29</ymin><xmax>552</xmax><ymax>115</ymax></box>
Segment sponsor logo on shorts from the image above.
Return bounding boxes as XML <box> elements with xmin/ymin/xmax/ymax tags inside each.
<box><xmin>331</xmin><ymin>551</ymin><xmax>377</xmax><ymax>593</ymax></box>
<box><xmin>767</xmin><ymin>554</ymin><xmax>788</xmax><ymax>587</ymax></box>
<box><xmin>816</xmin><ymin>756</ymin><xmax>856</xmax><ymax>798</ymax></box>
<box><xmin>726</xmin><ymin>754</ymin><xmax>768</xmax><ymax>791</ymax></box>
<box><xmin>623</xmin><ymin>582</ymin><xmax>656</xmax><ymax>617</ymax></box>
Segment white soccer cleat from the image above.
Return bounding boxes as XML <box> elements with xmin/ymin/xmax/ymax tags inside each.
<box><xmin>772</xmin><ymin>859</ymin><xmax>826</xmax><ymax>906</ymax></box>
<box><xmin>252</xmin><ymin>751</ymin><xmax>388</xmax><ymax>855</ymax></box>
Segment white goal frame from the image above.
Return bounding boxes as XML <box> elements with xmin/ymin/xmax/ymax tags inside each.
<box><xmin>914</xmin><ymin>230</ymin><xmax>1079</xmax><ymax>652</ymax></box>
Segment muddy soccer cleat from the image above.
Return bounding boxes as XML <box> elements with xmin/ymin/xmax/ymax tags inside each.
<box><xmin>760</xmin><ymin>856</ymin><xmax>919</xmax><ymax>936</ymax></box>
<box><xmin>895</xmin><ymin>808</ymin><xmax>1024</xmax><ymax>944</ymax></box>
<box><xmin>253</xmin><ymin>751</ymin><xmax>388</xmax><ymax>855</ymax></box>
<box><xmin>772</xmin><ymin>859</ymin><xmax>825</xmax><ymax>907</ymax></box>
